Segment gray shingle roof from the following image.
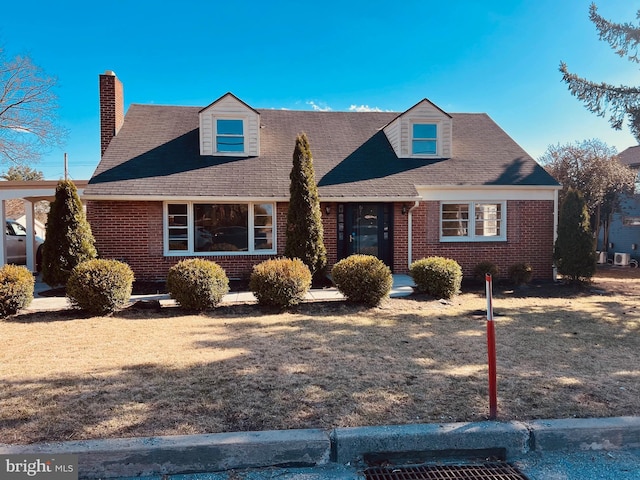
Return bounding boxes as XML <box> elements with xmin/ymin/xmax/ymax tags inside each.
<box><xmin>85</xmin><ymin>105</ymin><xmax>559</xmax><ymax>198</ymax></box>
<box><xmin>618</xmin><ymin>145</ymin><xmax>640</xmax><ymax>168</ymax></box>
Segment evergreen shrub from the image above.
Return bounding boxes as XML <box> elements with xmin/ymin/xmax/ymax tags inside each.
<box><xmin>66</xmin><ymin>259</ymin><xmax>134</xmax><ymax>315</ymax></box>
<box><xmin>42</xmin><ymin>180</ymin><xmax>97</xmax><ymax>286</ymax></box>
<box><xmin>508</xmin><ymin>262</ymin><xmax>533</xmax><ymax>286</ymax></box>
<box><xmin>167</xmin><ymin>259</ymin><xmax>229</xmax><ymax>310</ymax></box>
<box><xmin>249</xmin><ymin>257</ymin><xmax>312</xmax><ymax>308</ymax></box>
<box><xmin>331</xmin><ymin>254</ymin><xmax>392</xmax><ymax>306</ymax></box>
<box><xmin>410</xmin><ymin>256</ymin><xmax>462</xmax><ymax>299</ymax></box>
<box><xmin>473</xmin><ymin>261</ymin><xmax>500</xmax><ymax>282</ymax></box>
<box><xmin>0</xmin><ymin>265</ymin><xmax>34</xmax><ymax>318</ymax></box>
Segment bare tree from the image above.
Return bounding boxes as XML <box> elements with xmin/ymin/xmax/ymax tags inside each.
<box><xmin>0</xmin><ymin>48</ymin><xmax>64</xmax><ymax>166</ymax></box>
<box><xmin>539</xmin><ymin>139</ymin><xmax>636</xmax><ymax>246</ymax></box>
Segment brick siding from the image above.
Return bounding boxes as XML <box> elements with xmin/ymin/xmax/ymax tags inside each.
<box><xmin>99</xmin><ymin>73</ymin><xmax>124</xmax><ymax>156</ymax></box>
<box><xmin>87</xmin><ymin>199</ymin><xmax>555</xmax><ymax>282</ymax></box>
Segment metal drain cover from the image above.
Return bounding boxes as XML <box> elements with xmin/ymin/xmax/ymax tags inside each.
<box><xmin>364</xmin><ymin>462</ymin><xmax>529</xmax><ymax>480</ymax></box>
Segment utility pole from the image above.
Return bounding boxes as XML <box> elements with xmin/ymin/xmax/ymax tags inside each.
<box><xmin>64</xmin><ymin>153</ymin><xmax>68</xmax><ymax>180</ymax></box>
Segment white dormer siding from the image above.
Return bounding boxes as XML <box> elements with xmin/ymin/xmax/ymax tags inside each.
<box><xmin>199</xmin><ymin>93</ymin><xmax>260</xmax><ymax>156</ymax></box>
<box><xmin>384</xmin><ymin>99</ymin><xmax>452</xmax><ymax>158</ymax></box>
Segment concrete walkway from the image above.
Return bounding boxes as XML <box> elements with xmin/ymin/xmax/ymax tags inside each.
<box><xmin>27</xmin><ymin>274</ymin><xmax>417</xmax><ymax>312</ymax></box>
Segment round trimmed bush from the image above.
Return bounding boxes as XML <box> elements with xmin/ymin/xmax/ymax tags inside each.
<box><xmin>410</xmin><ymin>256</ymin><xmax>462</xmax><ymax>299</ymax></box>
<box><xmin>473</xmin><ymin>261</ymin><xmax>499</xmax><ymax>282</ymax></box>
<box><xmin>66</xmin><ymin>259</ymin><xmax>134</xmax><ymax>314</ymax></box>
<box><xmin>249</xmin><ymin>258</ymin><xmax>312</xmax><ymax>308</ymax></box>
<box><xmin>508</xmin><ymin>262</ymin><xmax>533</xmax><ymax>286</ymax></box>
<box><xmin>0</xmin><ymin>264</ymin><xmax>34</xmax><ymax>318</ymax></box>
<box><xmin>331</xmin><ymin>254</ymin><xmax>392</xmax><ymax>306</ymax></box>
<box><xmin>167</xmin><ymin>259</ymin><xmax>229</xmax><ymax>310</ymax></box>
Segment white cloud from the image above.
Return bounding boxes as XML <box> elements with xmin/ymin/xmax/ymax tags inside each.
<box><xmin>348</xmin><ymin>104</ymin><xmax>383</xmax><ymax>112</ymax></box>
<box><xmin>306</xmin><ymin>101</ymin><xmax>332</xmax><ymax>112</ymax></box>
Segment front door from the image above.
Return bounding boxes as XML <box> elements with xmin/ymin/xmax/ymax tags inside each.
<box><xmin>337</xmin><ymin>203</ymin><xmax>393</xmax><ymax>268</ymax></box>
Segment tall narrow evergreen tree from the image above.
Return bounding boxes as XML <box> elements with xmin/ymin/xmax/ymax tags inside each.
<box><xmin>554</xmin><ymin>188</ymin><xmax>596</xmax><ymax>283</ymax></box>
<box><xmin>42</xmin><ymin>180</ymin><xmax>97</xmax><ymax>286</ymax></box>
<box><xmin>285</xmin><ymin>133</ymin><xmax>327</xmax><ymax>275</ymax></box>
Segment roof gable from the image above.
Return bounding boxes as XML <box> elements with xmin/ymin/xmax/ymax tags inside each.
<box><xmin>199</xmin><ymin>93</ymin><xmax>261</xmax><ymax>156</ymax></box>
<box><xmin>383</xmin><ymin>98</ymin><xmax>453</xmax><ymax>159</ymax></box>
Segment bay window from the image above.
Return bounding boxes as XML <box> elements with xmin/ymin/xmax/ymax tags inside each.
<box><xmin>440</xmin><ymin>202</ymin><xmax>505</xmax><ymax>241</ymax></box>
<box><xmin>165</xmin><ymin>202</ymin><xmax>275</xmax><ymax>255</ymax></box>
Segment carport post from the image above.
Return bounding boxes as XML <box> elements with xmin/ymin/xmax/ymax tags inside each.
<box><xmin>486</xmin><ymin>273</ymin><xmax>498</xmax><ymax>420</ymax></box>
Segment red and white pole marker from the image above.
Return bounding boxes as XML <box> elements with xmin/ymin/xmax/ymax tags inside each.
<box><xmin>485</xmin><ymin>273</ymin><xmax>498</xmax><ymax>420</ymax></box>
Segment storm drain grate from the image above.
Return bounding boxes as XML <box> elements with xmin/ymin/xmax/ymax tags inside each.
<box><xmin>364</xmin><ymin>462</ymin><xmax>529</xmax><ymax>480</ymax></box>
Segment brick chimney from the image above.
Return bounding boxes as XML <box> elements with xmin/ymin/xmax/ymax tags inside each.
<box><xmin>99</xmin><ymin>70</ymin><xmax>124</xmax><ymax>156</ymax></box>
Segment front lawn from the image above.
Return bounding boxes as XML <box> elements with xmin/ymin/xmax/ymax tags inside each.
<box><xmin>1</xmin><ymin>268</ymin><xmax>638</xmax><ymax>444</ymax></box>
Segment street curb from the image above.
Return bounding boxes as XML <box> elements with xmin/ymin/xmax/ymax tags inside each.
<box><xmin>1</xmin><ymin>417</ymin><xmax>639</xmax><ymax>478</ymax></box>
<box><xmin>0</xmin><ymin>429</ymin><xmax>331</xmax><ymax>478</ymax></box>
<box><xmin>331</xmin><ymin>421</ymin><xmax>531</xmax><ymax>464</ymax></box>
<box><xmin>529</xmin><ymin>416</ymin><xmax>640</xmax><ymax>452</ymax></box>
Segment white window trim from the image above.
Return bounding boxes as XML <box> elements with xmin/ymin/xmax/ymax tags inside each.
<box><xmin>163</xmin><ymin>202</ymin><xmax>277</xmax><ymax>256</ymax></box>
<box><xmin>410</xmin><ymin>120</ymin><xmax>441</xmax><ymax>158</ymax></box>
<box><xmin>440</xmin><ymin>201</ymin><xmax>507</xmax><ymax>242</ymax></box>
<box><xmin>213</xmin><ymin>116</ymin><xmax>247</xmax><ymax>156</ymax></box>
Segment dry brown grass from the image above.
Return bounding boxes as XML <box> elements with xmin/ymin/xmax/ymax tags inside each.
<box><xmin>1</xmin><ymin>267</ymin><xmax>639</xmax><ymax>445</ymax></box>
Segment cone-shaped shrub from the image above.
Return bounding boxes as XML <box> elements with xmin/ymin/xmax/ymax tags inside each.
<box><xmin>249</xmin><ymin>257</ymin><xmax>312</xmax><ymax>308</ymax></box>
<box><xmin>42</xmin><ymin>180</ymin><xmax>97</xmax><ymax>286</ymax></box>
<box><xmin>285</xmin><ymin>133</ymin><xmax>327</xmax><ymax>275</ymax></box>
<box><xmin>0</xmin><ymin>265</ymin><xmax>34</xmax><ymax>318</ymax></box>
<box><xmin>167</xmin><ymin>259</ymin><xmax>229</xmax><ymax>310</ymax></box>
<box><xmin>554</xmin><ymin>188</ymin><xmax>596</xmax><ymax>282</ymax></box>
<box><xmin>410</xmin><ymin>256</ymin><xmax>462</xmax><ymax>299</ymax></box>
<box><xmin>331</xmin><ymin>254</ymin><xmax>392</xmax><ymax>306</ymax></box>
<box><xmin>66</xmin><ymin>259</ymin><xmax>134</xmax><ymax>315</ymax></box>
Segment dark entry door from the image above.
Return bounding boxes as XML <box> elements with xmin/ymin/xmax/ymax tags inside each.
<box><xmin>338</xmin><ymin>203</ymin><xmax>393</xmax><ymax>268</ymax></box>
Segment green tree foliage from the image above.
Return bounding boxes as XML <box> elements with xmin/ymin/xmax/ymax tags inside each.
<box><xmin>560</xmin><ymin>4</ymin><xmax>640</xmax><ymax>141</ymax></box>
<box><xmin>1</xmin><ymin>165</ymin><xmax>44</xmax><ymax>180</ymax></box>
<box><xmin>554</xmin><ymin>189</ymin><xmax>596</xmax><ymax>283</ymax></box>
<box><xmin>540</xmin><ymin>139</ymin><xmax>635</xmax><ymax>243</ymax></box>
<box><xmin>285</xmin><ymin>133</ymin><xmax>327</xmax><ymax>275</ymax></box>
<box><xmin>41</xmin><ymin>180</ymin><xmax>97</xmax><ymax>286</ymax></box>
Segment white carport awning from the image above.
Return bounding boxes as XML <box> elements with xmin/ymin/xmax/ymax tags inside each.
<box><xmin>0</xmin><ymin>180</ymin><xmax>88</xmax><ymax>272</ymax></box>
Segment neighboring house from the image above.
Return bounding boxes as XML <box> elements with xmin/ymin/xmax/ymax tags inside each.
<box><xmin>84</xmin><ymin>71</ymin><xmax>561</xmax><ymax>282</ymax></box>
<box><xmin>596</xmin><ymin>146</ymin><xmax>640</xmax><ymax>266</ymax></box>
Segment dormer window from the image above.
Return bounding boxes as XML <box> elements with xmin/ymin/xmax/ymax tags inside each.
<box><xmin>216</xmin><ymin>119</ymin><xmax>244</xmax><ymax>153</ymax></box>
<box><xmin>412</xmin><ymin>123</ymin><xmax>437</xmax><ymax>155</ymax></box>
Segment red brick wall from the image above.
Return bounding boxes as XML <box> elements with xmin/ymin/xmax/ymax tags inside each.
<box><xmin>99</xmin><ymin>72</ymin><xmax>124</xmax><ymax>156</ymax></box>
<box><xmin>88</xmin><ymin>200</ymin><xmax>298</xmax><ymax>281</ymax></box>
<box><xmin>87</xmin><ymin>199</ymin><xmax>555</xmax><ymax>281</ymax></box>
<box><xmin>405</xmin><ymin>200</ymin><xmax>555</xmax><ymax>280</ymax></box>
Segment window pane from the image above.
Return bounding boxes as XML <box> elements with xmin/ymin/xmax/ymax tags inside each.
<box><xmin>413</xmin><ymin>124</ymin><xmax>437</xmax><ymax>138</ymax></box>
<box><xmin>217</xmin><ymin>119</ymin><xmax>243</xmax><ymax>135</ymax></box>
<box><xmin>412</xmin><ymin>140</ymin><xmax>437</xmax><ymax>155</ymax></box>
<box><xmin>194</xmin><ymin>204</ymin><xmax>248</xmax><ymax>252</ymax></box>
<box><xmin>442</xmin><ymin>204</ymin><xmax>469</xmax><ymax>237</ymax></box>
<box><xmin>475</xmin><ymin>203</ymin><xmax>501</xmax><ymax>237</ymax></box>
<box><xmin>254</xmin><ymin>227</ymin><xmax>273</xmax><ymax>250</ymax></box>
<box><xmin>216</xmin><ymin>136</ymin><xmax>244</xmax><ymax>152</ymax></box>
<box><xmin>254</xmin><ymin>204</ymin><xmax>274</xmax><ymax>250</ymax></box>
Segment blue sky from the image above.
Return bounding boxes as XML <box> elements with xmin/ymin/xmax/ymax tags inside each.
<box><xmin>1</xmin><ymin>0</ymin><xmax>638</xmax><ymax>180</ymax></box>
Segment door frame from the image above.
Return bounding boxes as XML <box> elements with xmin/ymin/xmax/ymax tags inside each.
<box><xmin>336</xmin><ymin>202</ymin><xmax>393</xmax><ymax>270</ymax></box>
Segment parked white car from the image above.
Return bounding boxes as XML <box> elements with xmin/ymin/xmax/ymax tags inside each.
<box><xmin>5</xmin><ymin>220</ymin><xmax>44</xmax><ymax>271</ymax></box>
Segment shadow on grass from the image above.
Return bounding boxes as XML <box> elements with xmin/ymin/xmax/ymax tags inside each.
<box><xmin>2</xmin><ymin>290</ymin><xmax>639</xmax><ymax>445</ymax></box>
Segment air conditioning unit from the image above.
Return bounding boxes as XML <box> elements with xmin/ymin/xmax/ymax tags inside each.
<box><xmin>614</xmin><ymin>252</ymin><xmax>631</xmax><ymax>266</ymax></box>
<box><xmin>596</xmin><ymin>251</ymin><xmax>607</xmax><ymax>264</ymax></box>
